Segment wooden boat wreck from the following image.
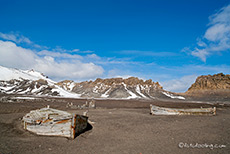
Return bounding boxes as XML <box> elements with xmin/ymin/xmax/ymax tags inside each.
<box><xmin>22</xmin><ymin>106</ymin><xmax>88</xmax><ymax>139</ymax></box>
<box><xmin>150</xmin><ymin>104</ymin><xmax>216</xmax><ymax>115</ymax></box>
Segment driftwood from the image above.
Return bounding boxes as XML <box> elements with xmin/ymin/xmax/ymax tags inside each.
<box><xmin>22</xmin><ymin>106</ymin><xmax>88</xmax><ymax>139</ymax></box>
<box><xmin>150</xmin><ymin>104</ymin><xmax>216</xmax><ymax>115</ymax></box>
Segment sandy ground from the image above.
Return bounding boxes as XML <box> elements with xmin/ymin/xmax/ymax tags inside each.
<box><xmin>0</xmin><ymin>97</ymin><xmax>229</xmax><ymax>154</ymax></box>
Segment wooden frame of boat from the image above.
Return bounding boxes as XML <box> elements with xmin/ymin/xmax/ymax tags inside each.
<box><xmin>150</xmin><ymin>104</ymin><xmax>216</xmax><ymax>115</ymax></box>
<box><xmin>22</xmin><ymin>106</ymin><xmax>88</xmax><ymax>139</ymax></box>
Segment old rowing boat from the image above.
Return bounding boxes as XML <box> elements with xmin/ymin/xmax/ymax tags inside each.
<box><xmin>150</xmin><ymin>104</ymin><xmax>216</xmax><ymax>115</ymax></box>
<box><xmin>22</xmin><ymin>106</ymin><xmax>88</xmax><ymax>139</ymax></box>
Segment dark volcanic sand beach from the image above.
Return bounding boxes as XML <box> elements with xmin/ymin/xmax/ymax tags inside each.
<box><xmin>0</xmin><ymin>97</ymin><xmax>229</xmax><ymax>154</ymax></box>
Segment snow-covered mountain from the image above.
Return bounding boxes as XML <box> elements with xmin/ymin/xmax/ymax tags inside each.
<box><xmin>0</xmin><ymin>66</ymin><xmax>80</xmax><ymax>98</ymax></box>
<box><xmin>58</xmin><ymin>77</ymin><xmax>185</xmax><ymax>100</ymax></box>
<box><xmin>0</xmin><ymin>65</ymin><xmax>185</xmax><ymax>100</ymax></box>
<box><xmin>0</xmin><ymin>65</ymin><xmax>50</xmax><ymax>81</ymax></box>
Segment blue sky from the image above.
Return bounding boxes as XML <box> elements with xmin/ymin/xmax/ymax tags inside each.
<box><xmin>0</xmin><ymin>0</ymin><xmax>230</xmax><ymax>92</ymax></box>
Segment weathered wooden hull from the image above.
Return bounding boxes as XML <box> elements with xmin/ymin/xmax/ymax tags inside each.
<box><xmin>23</xmin><ymin>106</ymin><xmax>88</xmax><ymax>139</ymax></box>
<box><xmin>150</xmin><ymin>104</ymin><xmax>216</xmax><ymax>115</ymax></box>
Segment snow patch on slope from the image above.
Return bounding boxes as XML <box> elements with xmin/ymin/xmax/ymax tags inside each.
<box><xmin>68</xmin><ymin>82</ymin><xmax>76</xmax><ymax>91</ymax></box>
<box><xmin>51</xmin><ymin>85</ymin><xmax>81</xmax><ymax>98</ymax></box>
<box><xmin>101</xmin><ymin>88</ymin><xmax>111</xmax><ymax>98</ymax></box>
<box><xmin>122</xmin><ymin>83</ymin><xmax>140</xmax><ymax>99</ymax></box>
<box><xmin>162</xmin><ymin>91</ymin><xmax>185</xmax><ymax>100</ymax></box>
<box><xmin>136</xmin><ymin>85</ymin><xmax>147</xmax><ymax>98</ymax></box>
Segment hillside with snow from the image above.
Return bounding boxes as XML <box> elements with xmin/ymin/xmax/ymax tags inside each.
<box><xmin>58</xmin><ymin>77</ymin><xmax>186</xmax><ymax>100</ymax></box>
<box><xmin>0</xmin><ymin>66</ymin><xmax>50</xmax><ymax>81</ymax></box>
<box><xmin>0</xmin><ymin>65</ymin><xmax>186</xmax><ymax>100</ymax></box>
<box><xmin>0</xmin><ymin>66</ymin><xmax>80</xmax><ymax>98</ymax></box>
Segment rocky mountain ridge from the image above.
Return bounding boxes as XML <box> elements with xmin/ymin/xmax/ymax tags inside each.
<box><xmin>185</xmin><ymin>73</ymin><xmax>230</xmax><ymax>101</ymax></box>
<box><xmin>0</xmin><ymin>65</ymin><xmax>185</xmax><ymax>100</ymax></box>
<box><xmin>187</xmin><ymin>73</ymin><xmax>230</xmax><ymax>92</ymax></box>
<box><xmin>58</xmin><ymin>77</ymin><xmax>169</xmax><ymax>99</ymax></box>
<box><xmin>1</xmin><ymin>65</ymin><xmax>229</xmax><ymax>100</ymax></box>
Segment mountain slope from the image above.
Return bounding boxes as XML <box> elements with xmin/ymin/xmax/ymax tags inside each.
<box><xmin>58</xmin><ymin>77</ymin><xmax>185</xmax><ymax>100</ymax></box>
<box><xmin>0</xmin><ymin>65</ymin><xmax>185</xmax><ymax>100</ymax></box>
<box><xmin>187</xmin><ymin>73</ymin><xmax>230</xmax><ymax>92</ymax></box>
<box><xmin>0</xmin><ymin>66</ymin><xmax>80</xmax><ymax>98</ymax></box>
<box><xmin>185</xmin><ymin>73</ymin><xmax>230</xmax><ymax>100</ymax></box>
<box><xmin>0</xmin><ymin>66</ymin><xmax>50</xmax><ymax>82</ymax></box>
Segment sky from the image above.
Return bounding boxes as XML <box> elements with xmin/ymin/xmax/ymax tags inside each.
<box><xmin>0</xmin><ymin>0</ymin><xmax>230</xmax><ymax>92</ymax></box>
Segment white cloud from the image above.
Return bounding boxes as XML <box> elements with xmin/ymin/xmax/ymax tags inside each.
<box><xmin>69</xmin><ymin>49</ymin><xmax>94</xmax><ymax>54</ymax></box>
<box><xmin>204</xmin><ymin>23</ymin><xmax>230</xmax><ymax>42</ymax></box>
<box><xmin>38</xmin><ymin>50</ymin><xmax>83</xmax><ymax>59</ymax></box>
<box><xmin>118</xmin><ymin>50</ymin><xmax>178</xmax><ymax>57</ymax></box>
<box><xmin>72</xmin><ymin>50</ymin><xmax>94</xmax><ymax>54</ymax></box>
<box><xmin>0</xmin><ymin>32</ymin><xmax>44</xmax><ymax>49</ymax></box>
<box><xmin>107</xmin><ymin>69</ymin><xmax>132</xmax><ymax>78</ymax></box>
<box><xmin>0</xmin><ymin>40</ymin><xmax>37</xmax><ymax>69</ymax></box>
<box><xmin>191</xmin><ymin>48</ymin><xmax>210</xmax><ymax>62</ymax></box>
<box><xmin>208</xmin><ymin>4</ymin><xmax>230</xmax><ymax>25</ymax></box>
<box><xmin>157</xmin><ymin>64</ymin><xmax>230</xmax><ymax>78</ymax></box>
<box><xmin>34</xmin><ymin>57</ymin><xmax>104</xmax><ymax>80</ymax></box>
<box><xmin>161</xmin><ymin>75</ymin><xmax>197</xmax><ymax>92</ymax></box>
<box><xmin>72</xmin><ymin>49</ymin><xmax>80</xmax><ymax>52</ymax></box>
<box><xmin>86</xmin><ymin>54</ymin><xmax>101</xmax><ymax>60</ymax></box>
<box><xmin>0</xmin><ymin>32</ymin><xmax>32</xmax><ymax>44</ymax></box>
<box><xmin>189</xmin><ymin>4</ymin><xmax>230</xmax><ymax>62</ymax></box>
<box><xmin>0</xmin><ymin>40</ymin><xmax>104</xmax><ymax>81</ymax></box>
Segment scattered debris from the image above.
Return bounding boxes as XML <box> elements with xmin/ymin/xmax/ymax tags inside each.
<box><xmin>22</xmin><ymin>105</ymin><xmax>88</xmax><ymax>139</ymax></box>
<box><xmin>66</xmin><ymin>99</ymin><xmax>96</xmax><ymax>109</ymax></box>
<box><xmin>150</xmin><ymin>104</ymin><xmax>216</xmax><ymax>115</ymax></box>
<box><xmin>83</xmin><ymin>110</ymin><xmax>89</xmax><ymax>116</ymax></box>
